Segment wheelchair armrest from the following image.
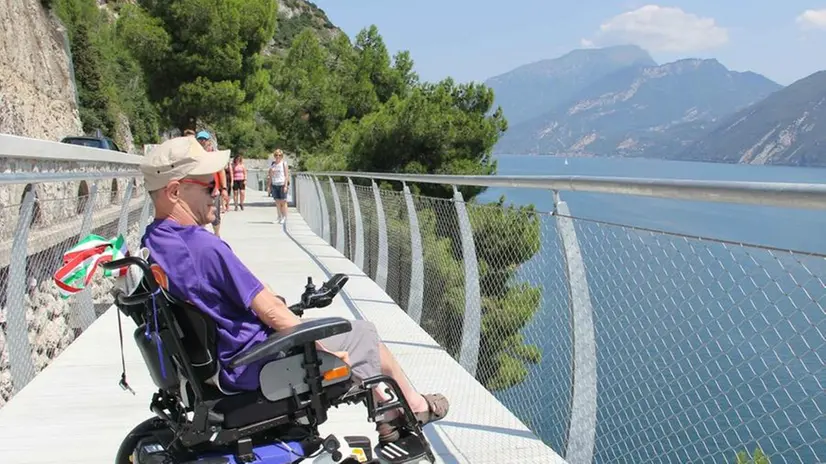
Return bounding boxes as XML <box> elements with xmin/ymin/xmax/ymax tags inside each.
<box><xmin>228</xmin><ymin>317</ymin><xmax>352</xmax><ymax>368</ymax></box>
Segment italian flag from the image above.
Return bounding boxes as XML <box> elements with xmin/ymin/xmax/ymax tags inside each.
<box><xmin>53</xmin><ymin>234</ymin><xmax>129</xmax><ymax>299</ymax></box>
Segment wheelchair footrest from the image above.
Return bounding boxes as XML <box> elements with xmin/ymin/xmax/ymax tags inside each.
<box><xmin>374</xmin><ymin>432</ymin><xmax>434</xmax><ymax>464</ymax></box>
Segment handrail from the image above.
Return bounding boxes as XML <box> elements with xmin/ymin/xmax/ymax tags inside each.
<box><xmin>0</xmin><ymin>170</ymin><xmax>142</xmax><ymax>185</ymax></box>
<box><xmin>0</xmin><ymin>133</ymin><xmax>144</xmax><ymax>165</ymax></box>
<box><xmin>306</xmin><ymin>171</ymin><xmax>826</xmax><ymax>210</ymax></box>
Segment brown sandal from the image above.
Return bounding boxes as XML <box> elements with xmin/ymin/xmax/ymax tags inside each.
<box><xmin>415</xmin><ymin>393</ymin><xmax>449</xmax><ymax>426</ymax></box>
<box><xmin>376</xmin><ymin>393</ymin><xmax>450</xmax><ymax>443</ymax></box>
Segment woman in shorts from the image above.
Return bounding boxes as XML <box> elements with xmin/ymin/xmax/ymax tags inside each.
<box><xmin>266</xmin><ymin>149</ymin><xmax>290</xmax><ymax>224</ymax></box>
<box><xmin>232</xmin><ymin>155</ymin><xmax>247</xmax><ymax>210</ymax></box>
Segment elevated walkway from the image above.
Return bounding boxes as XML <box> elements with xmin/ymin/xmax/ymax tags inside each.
<box><xmin>0</xmin><ymin>190</ymin><xmax>564</xmax><ymax>463</ymax></box>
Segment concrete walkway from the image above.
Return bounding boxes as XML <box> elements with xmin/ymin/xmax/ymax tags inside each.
<box><xmin>0</xmin><ymin>190</ymin><xmax>565</xmax><ymax>463</ymax></box>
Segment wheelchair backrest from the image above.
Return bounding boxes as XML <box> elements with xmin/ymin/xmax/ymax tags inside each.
<box><xmin>127</xmin><ymin>269</ymin><xmax>220</xmax><ymax>394</ymax></box>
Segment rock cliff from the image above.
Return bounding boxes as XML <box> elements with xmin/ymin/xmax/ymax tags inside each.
<box><xmin>0</xmin><ymin>0</ymin><xmax>83</xmax><ymax>140</ymax></box>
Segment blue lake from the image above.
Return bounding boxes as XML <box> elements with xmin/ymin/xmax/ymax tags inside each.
<box><xmin>477</xmin><ymin>156</ymin><xmax>826</xmax><ymax>464</ymax></box>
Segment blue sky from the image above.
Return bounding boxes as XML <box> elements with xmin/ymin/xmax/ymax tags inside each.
<box><xmin>310</xmin><ymin>1</ymin><xmax>826</xmax><ymax>86</ymax></box>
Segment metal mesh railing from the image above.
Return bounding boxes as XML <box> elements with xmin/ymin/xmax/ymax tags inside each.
<box><xmin>0</xmin><ymin>176</ymin><xmax>150</xmax><ymax>408</ymax></box>
<box><xmin>295</xmin><ymin>173</ymin><xmax>826</xmax><ymax>464</ymax></box>
<box><xmin>571</xmin><ymin>216</ymin><xmax>826</xmax><ymax>464</ymax></box>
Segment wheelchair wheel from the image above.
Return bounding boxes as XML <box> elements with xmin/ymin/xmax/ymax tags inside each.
<box><xmin>114</xmin><ymin>417</ymin><xmax>175</xmax><ymax>463</ymax></box>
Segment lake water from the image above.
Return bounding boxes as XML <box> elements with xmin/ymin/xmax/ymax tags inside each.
<box><xmin>477</xmin><ymin>156</ymin><xmax>826</xmax><ymax>464</ymax></box>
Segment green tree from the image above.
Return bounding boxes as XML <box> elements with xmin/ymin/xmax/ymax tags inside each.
<box><xmin>123</xmin><ymin>0</ymin><xmax>276</xmax><ymax>135</ymax></box>
<box><xmin>71</xmin><ymin>21</ymin><xmax>114</xmax><ymax>135</ymax></box>
<box><xmin>265</xmin><ymin>30</ymin><xmax>346</xmax><ymax>153</ymax></box>
<box><xmin>735</xmin><ymin>447</ymin><xmax>770</xmax><ymax>464</ymax></box>
<box><xmin>50</xmin><ymin>0</ymin><xmax>162</xmax><ymax>146</ymax></box>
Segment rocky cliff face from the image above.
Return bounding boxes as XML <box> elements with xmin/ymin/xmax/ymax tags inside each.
<box><xmin>266</xmin><ymin>0</ymin><xmax>342</xmax><ymax>54</ymax></box>
<box><xmin>0</xmin><ymin>0</ymin><xmax>83</xmax><ymax>140</ymax></box>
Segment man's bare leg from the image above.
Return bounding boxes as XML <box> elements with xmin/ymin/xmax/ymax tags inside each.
<box><xmin>375</xmin><ymin>342</ymin><xmax>428</xmax><ymax>415</ymax></box>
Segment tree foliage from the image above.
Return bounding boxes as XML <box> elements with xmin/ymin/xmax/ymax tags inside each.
<box><xmin>735</xmin><ymin>447</ymin><xmax>770</xmax><ymax>464</ymax></box>
<box><xmin>52</xmin><ymin>0</ymin><xmax>161</xmax><ymax>147</ymax></box>
<box><xmin>122</xmin><ymin>0</ymin><xmax>277</xmax><ymax>135</ymax></box>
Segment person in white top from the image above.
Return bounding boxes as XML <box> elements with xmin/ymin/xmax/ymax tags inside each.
<box><xmin>266</xmin><ymin>149</ymin><xmax>290</xmax><ymax>224</ymax></box>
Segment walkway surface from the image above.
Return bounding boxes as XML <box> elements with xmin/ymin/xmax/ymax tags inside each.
<box><xmin>0</xmin><ymin>190</ymin><xmax>565</xmax><ymax>463</ymax></box>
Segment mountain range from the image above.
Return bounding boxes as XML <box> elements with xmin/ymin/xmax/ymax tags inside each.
<box><xmin>487</xmin><ymin>45</ymin><xmax>826</xmax><ymax>167</ymax></box>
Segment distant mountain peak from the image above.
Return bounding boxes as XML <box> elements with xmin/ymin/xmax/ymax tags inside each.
<box><xmin>647</xmin><ymin>58</ymin><xmax>725</xmax><ymax>75</ymax></box>
<box><xmin>680</xmin><ymin>70</ymin><xmax>826</xmax><ymax>166</ymax></box>
<box><xmin>484</xmin><ymin>45</ymin><xmax>657</xmax><ymax>126</ymax></box>
<box><xmin>493</xmin><ymin>55</ymin><xmax>782</xmax><ymax>160</ymax></box>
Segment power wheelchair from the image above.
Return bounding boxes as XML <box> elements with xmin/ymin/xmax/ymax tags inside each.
<box><xmin>102</xmin><ymin>256</ymin><xmax>436</xmax><ymax>464</ymax></box>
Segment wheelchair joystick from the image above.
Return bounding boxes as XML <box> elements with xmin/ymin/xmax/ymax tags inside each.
<box><xmin>300</xmin><ymin>276</ymin><xmax>316</xmax><ymax>307</ymax></box>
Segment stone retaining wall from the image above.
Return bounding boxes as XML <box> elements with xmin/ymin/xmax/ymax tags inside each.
<box><xmin>0</xmin><ymin>152</ymin><xmax>145</xmax><ymax>408</ymax></box>
<box><xmin>0</xmin><ymin>215</ymin><xmax>144</xmax><ymax>407</ymax></box>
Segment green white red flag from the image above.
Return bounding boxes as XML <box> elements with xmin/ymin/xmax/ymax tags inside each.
<box><xmin>53</xmin><ymin>234</ymin><xmax>129</xmax><ymax>299</ymax></box>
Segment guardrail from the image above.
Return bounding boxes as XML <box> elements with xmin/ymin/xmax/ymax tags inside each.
<box><xmin>0</xmin><ymin>134</ymin><xmax>150</xmax><ymax>407</ymax></box>
<box><xmin>288</xmin><ymin>171</ymin><xmax>826</xmax><ymax>464</ymax></box>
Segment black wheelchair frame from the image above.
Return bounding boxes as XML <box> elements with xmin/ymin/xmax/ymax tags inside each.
<box><xmin>103</xmin><ymin>256</ymin><xmax>435</xmax><ymax>464</ymax></box>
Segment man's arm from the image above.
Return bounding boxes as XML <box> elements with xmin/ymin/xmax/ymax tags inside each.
<box><xmin>207</xmin><ymin>240</ymin><xmax>340</xmax><ymax>356</ymax></box>
<box><xmin>218</xmin><ymin>169</ymin><xmax>228</xmax><ymax>199</ymax></box>
<box><xmin>249</xmin><ymin>284</ymin><xmax>339</xmax><ymax>355</ymax></box>
<box><xmin>248</xmin><ymin>287</ymin><xmax>302</xmax><ymax>332</ymax></box>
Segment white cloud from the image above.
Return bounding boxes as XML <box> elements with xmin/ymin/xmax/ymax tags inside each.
<box><xmin>581</xmin><ymin>5</ymin><xmax>729</xmax><ymax>52</ymax></box>
<box><xmin>797</xmin><ymin>9</ymin><xmax>826</xmax><ymax>30</ymax></box>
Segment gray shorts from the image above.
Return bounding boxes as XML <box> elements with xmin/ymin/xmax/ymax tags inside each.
<box><xmin>315</xmin><ymin>319</ymin><xmax>382</xmax><ymax>381</ymax></box>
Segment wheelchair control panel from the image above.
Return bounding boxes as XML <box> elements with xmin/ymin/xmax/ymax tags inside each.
<box><xmin>289</xmin><ymin>274</ymin><xmax>349</xmax><ymax>317</ymax></box>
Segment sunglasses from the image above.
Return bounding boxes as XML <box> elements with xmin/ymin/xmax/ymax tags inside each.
<box><xmin>179</xmin><ymin>178</ymin><xmax>216</xmax><ymax>194</ymax></box>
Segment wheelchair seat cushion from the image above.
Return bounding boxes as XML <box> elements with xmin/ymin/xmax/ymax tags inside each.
<box><xmin>188</xmin><ymin>379</ymin><xmax>354</xmax><ymax>429</ymax></box>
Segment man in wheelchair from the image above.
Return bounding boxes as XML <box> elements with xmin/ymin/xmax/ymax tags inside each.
<box><xmin>115</xmin><ymin>136</ymin><xmax>448</xmax><ymax>463</ymax></box>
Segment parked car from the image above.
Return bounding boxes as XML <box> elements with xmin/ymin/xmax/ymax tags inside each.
<box><xmin>60</xmin><ymin>136</ymin><xmax>124</xmax><ymax>152</ymax></box>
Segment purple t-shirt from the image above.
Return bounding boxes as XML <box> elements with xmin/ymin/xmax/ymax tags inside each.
<box><xmin>141</xmin><ymin>218</ymin><xmax>269</xmax><ymax>391</ymax></box>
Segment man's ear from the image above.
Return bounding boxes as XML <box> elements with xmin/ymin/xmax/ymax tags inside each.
<box><xmin>165</xmin><ymin>182</ymin><xmax>181</xmax><ymax>203</ymax></box>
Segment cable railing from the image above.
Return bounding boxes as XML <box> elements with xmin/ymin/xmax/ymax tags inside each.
<box><xmin>0</xmin><ymin>134</ymin><xmax>151</xmax><ymax>407</ymax></box>
<box><xmin>288</xmin><ymin>171</ymin><xmax>826</xmax><ymax>464</ymax></box>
